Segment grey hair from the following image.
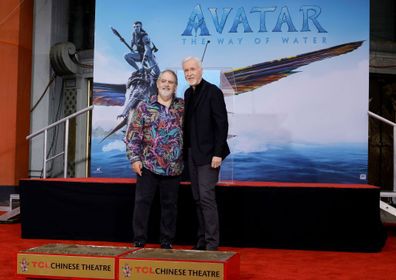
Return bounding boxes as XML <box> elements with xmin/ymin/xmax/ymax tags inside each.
<box><xmin>158</xmin><ymin>69</ymin><xmax>178</xmax><ymax>85</ymax></box>
<box><xmin>182</xmin><ymin>56</ymin><xmax>202</xmax><ymax>69</ymax></box>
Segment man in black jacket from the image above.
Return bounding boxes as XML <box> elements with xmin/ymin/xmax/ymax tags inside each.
<box><xmin>182</xmin><ymin>57</ymin><xmax>230</xmax><ymax>251</ymax></box>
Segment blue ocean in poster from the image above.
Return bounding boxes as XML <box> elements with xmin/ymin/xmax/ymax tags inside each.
<box><xmin>91</xmin><ymin>136</ymin><xmax>367</xmax><ymax>183</ymax></box>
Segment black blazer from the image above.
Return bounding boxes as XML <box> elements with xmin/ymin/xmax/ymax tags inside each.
<box><xmin>184</xmin><ymin>79</ymin><xmax>230</xmax><ymax>165</ymax></box>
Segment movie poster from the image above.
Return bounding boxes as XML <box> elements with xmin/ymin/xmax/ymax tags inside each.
<box><xmin>92</xmin><ymin>0</ymin><xmax>369</xmax><ymax>183</ymax></box>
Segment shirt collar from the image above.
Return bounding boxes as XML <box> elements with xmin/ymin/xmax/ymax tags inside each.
<box><xmin>192</xmin><ymin>79</ymin><xmax>204</xmax><ymax>93</ymax></box>
<box><xmin>150</xmin><ymin>94</ymin><xmax>177</xmax><ymax>106</ymax></box>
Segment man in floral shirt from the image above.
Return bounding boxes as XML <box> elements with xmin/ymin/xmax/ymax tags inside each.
<box><xmin>125</xmin><ymin>69</ymin><xmax>183</xmax><ymax>249</ymax></box>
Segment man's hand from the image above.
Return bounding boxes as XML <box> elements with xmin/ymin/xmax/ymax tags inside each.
<box><xmin>211</xmin><ymin>156</ymin><xmax>222</xmax><ymax>169</ymax></box>
<box><xmin>132</xmin><ymin>161</ymin><xmax>143</xmax><ymax>176</ymax></box>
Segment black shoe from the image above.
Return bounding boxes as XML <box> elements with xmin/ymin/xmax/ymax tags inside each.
<box><xmin>206</xmin><ymin>246</ymin><xmax>218</xmax><ymax>251</ymax></box>
<box><xmin>191</xmin><ymin>245</ymin><xmax>206</xmax><ymax>250</ymax></box>
<box><xmin>134</xmin><ymin>241</ymin><xmax>145</xmax><ymax>248</ymax></box>
<box><xmin>160</xmin><ymin>242</ymin><xmax>173</xmax><ymax>249</ymax></box>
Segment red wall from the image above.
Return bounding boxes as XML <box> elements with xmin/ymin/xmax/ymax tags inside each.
<box><xmin>0</xmin><ymin>0</ymin><xmax>33</xmax><ymax>186</ymax></box>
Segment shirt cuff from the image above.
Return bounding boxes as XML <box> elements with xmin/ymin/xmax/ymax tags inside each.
<box><xmin>130</xmin><ymin>156</ymin><xmax>141</xmax><ymax>164</ymax></box>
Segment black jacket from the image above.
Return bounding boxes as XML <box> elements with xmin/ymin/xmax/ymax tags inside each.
<box><xmin>184</xmin><ymin>79</ymin><xmax>230</xmax><ymax>165</ymax></box>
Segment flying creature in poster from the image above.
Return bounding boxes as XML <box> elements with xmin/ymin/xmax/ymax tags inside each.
<box><xmin>93</xmin><ymin>20</ymin><xmax>363</xmax><ymax>139</ymax></box>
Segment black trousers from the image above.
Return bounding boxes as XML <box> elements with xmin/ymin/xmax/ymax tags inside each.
<box><xmin>188</xmin><ymin>152</ymin><xmax>220</xmax><ymax>250</ymax></box>
<box><xmin>133</xmin><ymin>168</ymin><xmax>180</xmax><ymax>244</ymax></box>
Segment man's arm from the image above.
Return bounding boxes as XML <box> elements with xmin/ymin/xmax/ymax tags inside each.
<box><xmin>210</xmin><ymin>86</ymin><xmax>229</xmax><ymax>158</ymax></box>
<box><xmin>124</xmin><ymin>104</ymin><xmax>145</xmax><ymax>168</ymax></box>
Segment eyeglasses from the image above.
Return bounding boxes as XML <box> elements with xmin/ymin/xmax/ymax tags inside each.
<box><xmin>159</xmin><ymin>79</ymin><xmax>176</xmax><ymax>85</ymax></box>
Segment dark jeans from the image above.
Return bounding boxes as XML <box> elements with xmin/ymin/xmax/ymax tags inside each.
<box><xmin>133</xmin><ymin>168</ymin><xmax>180</xmax><ymax>244</ymax></box>
<box><xmin>188</xmin><ymin>152</ymin><xmax>220</xmax><ymax>250</ymax></box>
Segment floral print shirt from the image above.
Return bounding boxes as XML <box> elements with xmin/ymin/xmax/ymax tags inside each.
<box><xmin>125</xmin><ymin>96</ymin><xmax>184</xmax><ymax>176</ymax></box>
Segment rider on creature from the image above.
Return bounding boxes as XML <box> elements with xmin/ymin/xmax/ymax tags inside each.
<box><xmin>124</xmin><ymin>21</ymin><xmax>159</xmax><ymax>76</ymax></box>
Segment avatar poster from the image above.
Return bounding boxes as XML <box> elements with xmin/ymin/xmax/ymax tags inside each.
<box><xmin>92</xmin><ymin>0</ymin><xmax>369</xmax><ymax>183</ymax></box>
